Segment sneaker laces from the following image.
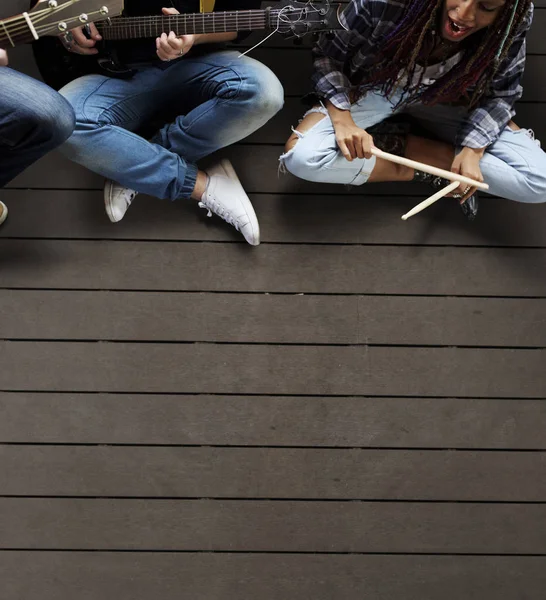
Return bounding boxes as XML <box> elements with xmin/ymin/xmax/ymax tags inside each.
<box><xmin>123</xmin><ymin>190</ymin><xmax>137</xmax><ymax>206</ymax></box>
<box><xmin>198</xmin><ymin>199</ymin><xmax>241</xmax><ymax>232</ymax></box>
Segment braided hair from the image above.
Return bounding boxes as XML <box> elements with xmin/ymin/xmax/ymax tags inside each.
<box><xmin>358</xmin><ymin>0</ymin><xmax>531</xmax><ymax>108</ymax></box>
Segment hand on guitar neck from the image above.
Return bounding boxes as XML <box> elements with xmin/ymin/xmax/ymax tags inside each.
<box><xmin>156</xmin><ymin>8</ymin><xmax>197</xmax><ymax>62</ymax></box>
<box><xmin>62</xmin><ymin>6</ymin><xmax>238</xmax><ymax>62</ymax></box>
<box><xmin>0</xmin><ymin>49</ymin><xmax>8</xmax><ymax>66</ymax></box>
<box><xmin>156</xmin><ymin>8</ymin><xmax>237</xmax><ymax>61</ymax></box>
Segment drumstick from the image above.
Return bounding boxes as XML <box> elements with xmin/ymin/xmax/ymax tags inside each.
<box><xmin>371</xmin><ymin>148</ymin><xmax>489</xmax><ymax>191</ymax></box>
<box><xmin>401</xmin><ymin>181</ymin><xmax>460</xmax><ymax>220</ymax></box>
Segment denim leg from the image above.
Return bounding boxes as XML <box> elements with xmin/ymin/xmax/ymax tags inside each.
<box><xmin>480</xmin><ymin>129</ymin><xmax>546</xmax><ymax>203</ymax></box>
<box><xmin>281</xmin><ymin>91</ymin><xmax>396</xmax><ymax>184</ymax></box>
<box><xmin>59</xmin><ymin>68</ymin><xmax>198</xmax><ymax>200</ymax></box>
<box><xmin>59</xmin><ymin>52</ymin><xmax>282</xmax><ymax>200</ymax></box>
<box><xmin>150</xmin><ymin>50</ymin><xmax>284</xmax><ymax>162</ymax></box>
<box><xmin>404</xmin><ymin>103</ymin><xmax>546</xmax><ymax>203</ymax></box>
<box><xmin>0</xmin><ymin>67</ymin><xmax>75</xmax><ymax>187</ymax></box>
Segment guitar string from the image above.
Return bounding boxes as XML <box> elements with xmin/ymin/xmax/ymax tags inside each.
<box><xmin>0</xmin><ymin>8</ymin><xmax>65</xmax><ymax>39</ymax></box>
<box><xmin>239</xmin><ymin>5</ymin><xmax>301</xmax><ymax>57</ymax></box>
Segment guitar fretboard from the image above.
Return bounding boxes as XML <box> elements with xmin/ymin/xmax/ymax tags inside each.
<box><xmin>97</xmin><ymin>10</ymin><xmax>278</xmax><ymax>40</ymax></box>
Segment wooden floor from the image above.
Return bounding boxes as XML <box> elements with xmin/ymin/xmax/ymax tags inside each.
<box><xmin>1</xmin><ymin>2</ymin><xmax>546</xmax><ymax>598</ymax></box>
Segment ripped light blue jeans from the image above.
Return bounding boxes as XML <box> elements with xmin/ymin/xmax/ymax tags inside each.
<box><xmin>59</xmin><ymin>50</ymin><xmax>284</xmax><ymax>200</ymax></box>
<box><xmin>281</xmin><ymin>91</ymin><xmax>546</xmax><ymax>204</ymax></box>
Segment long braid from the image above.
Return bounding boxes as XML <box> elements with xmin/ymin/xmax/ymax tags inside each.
<box><xmin>425</xmin><ymin>0</ymin><xmax>530</xmax><ymax>107</ymax></box>
<box><xmin>356</xmin><ymin>0</ymin><xmax>531</xmax><ymax>108</ymax></box>
<box><xmin>463</xmin><ymin>0</ymin><xmax>530</xmax><ymax>105</ymax></box>
<box><xmin>385</xmin><ymin>4</ymin><xmax>442</xmax><ymax>99</ymax></box>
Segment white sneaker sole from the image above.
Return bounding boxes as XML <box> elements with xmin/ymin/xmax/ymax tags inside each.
<box><xmin>104</xmin><ymin>179</ymin><xmax>120</xmax><ymax>223</ymax></box>
<box><xmin>0</xmin><ymin>201</ymin><xmax>8</xmax><ymax>226</ymax></box>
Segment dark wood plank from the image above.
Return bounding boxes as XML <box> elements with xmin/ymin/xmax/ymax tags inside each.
<box><xmin>2</xmin><ymin>393</ymin><xmax>546</xmax><ymax>448</ymax></box>
<box><xmin>2</xmin><ymin>446</ymin><xmax>546</xmax><ymax>500</ymax></box>
<box><xmin>4</xmin><ymin>189</ymin><xmax>546</xmax><ymax>248</ymax></box>
<box><xmin>1</xmin><ymin>241</ymin><xmax>546</xmax><ymax>296</ymax></box>
<box><xmin>518</xmin><ymin>55</ymin><xmax>546</xmax><ymax>101</ymax></box>
<box><xmin>1</xmin><ymin>290</ymin><xmax>545</xmax><ymax>347</ymax></box>
<box><xmin>1</xmin><ymin>553</ymin><xmax>545</xmax><ymax>600</ymax></box>
<box><xmin>1</xmin><ymin>342</ymin><xmax>545</xmax><ymax>397</ymax></box>
<box><xmin>7</xmin><ymin>149</ymin><xmax>102</xmax><ymax>189</ymax></box>
<box><xmin>1</xmin><ymin>498</ymin><xmax>545</xmax><ymax>553</ymax></box>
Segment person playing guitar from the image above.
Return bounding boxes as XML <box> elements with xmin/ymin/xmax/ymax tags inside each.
<box><xmin>54</xmin><ymin>0</ymin><xmax>285</xmax><ymax>245</ymax></box>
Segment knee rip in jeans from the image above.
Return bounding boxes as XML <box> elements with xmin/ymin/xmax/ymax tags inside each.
<box><xmin>278</xmin><ymin>106</ymin><xmax>329</xmax><ymax>175</ymax></box>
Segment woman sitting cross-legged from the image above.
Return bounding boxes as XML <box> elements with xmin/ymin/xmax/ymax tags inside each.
<box><xmin>281</xmin><ymin>0</ymin><xmax>546</xmax><ymax>220</ymax></box>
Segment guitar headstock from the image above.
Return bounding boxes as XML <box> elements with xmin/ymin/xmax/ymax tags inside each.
<box><xmin>29</xmin><ymin>0</ymin><xmax>124</xmax><ymax>36</ymax></box>
<box><xmin>269</xmin><ymin>0</ymin><xmax>345</xmax><ymax>38</ymax></box>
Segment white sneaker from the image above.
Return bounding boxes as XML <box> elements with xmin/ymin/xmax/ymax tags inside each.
<box><xmin>0</xmin><ymin>201</ymin><xmax>7</xmax><ymax>226</ymax></box>
<box><xmin>198</xmin><ymin>159</ymin><xmax>260</xmax><ymax>246</ymax></box>
<box><xmin>104</xmin><ymin>179</ymin><xmax>138</xmax><ymax>223</ymax></box>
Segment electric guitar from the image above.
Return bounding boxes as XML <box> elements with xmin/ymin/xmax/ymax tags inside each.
<box><xmin>33</xmin><ymin>0</ymin><xmax>344</xmax><ymax>88</ymax></box>
<box><xmin>0</xmin><ymin>0</ymin><xmax>124</xmax><ymax>49</ymax></box>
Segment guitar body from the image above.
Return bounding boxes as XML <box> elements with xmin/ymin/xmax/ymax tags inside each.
<box><xmin>97</xmin><ymin>49</ymin><xmax>136</xmax><ymax>79</ymax></box>
<box><xmin>33</xmin><ymin>37</ymin><xmax>134</xmax><ymax>90</ymax></box>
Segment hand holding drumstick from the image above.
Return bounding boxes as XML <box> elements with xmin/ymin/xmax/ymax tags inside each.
<box><xmin>370</xmin><ymin>148</ymin><xmax>489</xmax><ymax>220</ymax></box>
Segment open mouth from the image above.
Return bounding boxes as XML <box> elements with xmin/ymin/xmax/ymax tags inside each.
<box><xmin>445</xmin><ymin>16</ymin><xmax>473</xmax><ymax>39</ymax></box>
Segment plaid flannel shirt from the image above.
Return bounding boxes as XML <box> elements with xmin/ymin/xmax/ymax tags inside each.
<box><xmin>312</xmin><ymin>0</ymin><xmax>534</xmax><ymax>149</ymax></box>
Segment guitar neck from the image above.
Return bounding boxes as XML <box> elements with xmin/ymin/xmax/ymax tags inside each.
<box><xmin>97</xmin><ymin>10</ymin><xmax>278</xmax><ymax>40</ymax></box>
<box><xmin>0</xmin><ymin>14</ymin><xmax>35</xmax><ymax>49</ymax></box>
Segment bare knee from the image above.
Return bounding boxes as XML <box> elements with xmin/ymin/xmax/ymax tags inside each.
<box><xmin>284</xmin><ymin>109</ymin><xmax>327</xmax><ymax>154</ymax></box>
<box><xmin>284</xmin><ymin>132</ymin><xmax>299</xmax><ymax>154</ymax></box>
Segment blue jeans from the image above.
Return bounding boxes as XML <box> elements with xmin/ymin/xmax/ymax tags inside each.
<box><xmin>282</xmin><ymin>91</ymin><xmax>546</xmax><ymax>204</ymax></box>
<box><xmin>0</xmin><ymin>67</ymin><xmax>75</xmax><ymax>187</ymax></box>
<box><xmin>59</xmin><ymin>50</ymin><xmax>284</xmax><ymax>200</ymax></box>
